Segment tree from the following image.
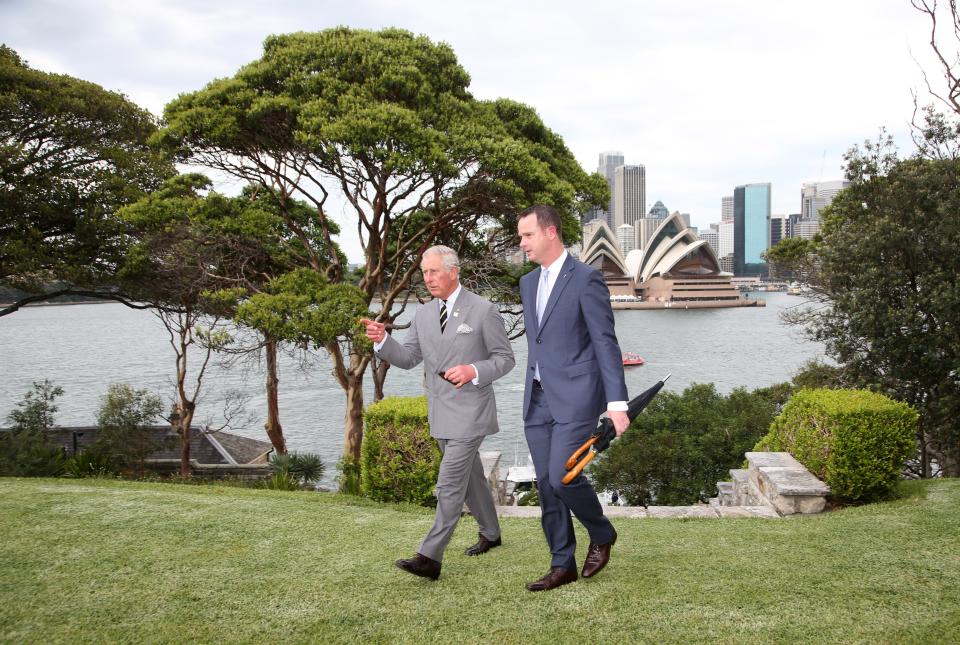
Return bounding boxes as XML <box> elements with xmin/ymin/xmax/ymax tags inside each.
<box><xmin>0</xmin><ymin>380</ymin><xmax>65</xmax><ymax>476</ymax></box>
<box><xmin>118</xmin><ymin>174</ymin><xmax>366</xmax><ymax>472</ymax></box>
<box><xmin>792</xmin><ymin>144</ymin><xmax>960</xmax><ymax>477</ymax></box>
<box><xmin>156</xmin><ymin>27</ymin><xmax>607</xmax><ymax>469</ymax></box>
<box><xmin>206</xmin><ymin>186</ymin><xmax>354</xmax><ymax>454</ymax></box>
<box><xmin>0</xmin><ymin>45</ymin><xmax>173</xmax><ymax>316</ymax></box>
<box><xmin>95</xmin><ymin>383</ymin><xmax>165</xmax><ymax>477</ymax></box>
<box><xmin>116</xmin><ymin>174</ymin><xmax>254</xmax><ymax>476</ymax></box>
<box><xmin>590</xmin><ymin>383</ymin><xmax>785</xmax><ymax>506</ymax></box>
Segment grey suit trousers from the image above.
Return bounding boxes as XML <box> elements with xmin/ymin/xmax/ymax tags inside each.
<box><xmin>418</xmin><ymin>436</ymin><xmax>500</xmax><ymax>562</ymax></box>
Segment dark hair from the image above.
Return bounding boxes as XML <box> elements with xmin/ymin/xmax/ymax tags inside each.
<box><xmin>517</xmin><ymin>204</ymin><xmax>563</xmax><ymax>241</ymax></box>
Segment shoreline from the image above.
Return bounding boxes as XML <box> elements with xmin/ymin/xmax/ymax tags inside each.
<box><xmin>611</xmin><ymin>298</ymin><xmax>765</xmax><ymax>310</ymax></box>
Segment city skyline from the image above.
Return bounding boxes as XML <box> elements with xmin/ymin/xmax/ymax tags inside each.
<box><xmin>0</xmin><ymin>0</ymin><xmax>945</xmax><ymax>262</ymax></box>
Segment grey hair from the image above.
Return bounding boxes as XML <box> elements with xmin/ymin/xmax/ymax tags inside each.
<box><xmin>422</xmin><ymin>245</ymin><xmax>460</xmax><ymax>271</ymax></box>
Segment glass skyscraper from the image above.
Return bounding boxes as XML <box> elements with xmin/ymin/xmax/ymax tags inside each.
<box><xmin>734</xmin><ymin>183</ymin><xmax>771</xmax><ymax>276</ymax></box>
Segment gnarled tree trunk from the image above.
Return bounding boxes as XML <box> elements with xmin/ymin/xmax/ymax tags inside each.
<box><xmin>264</xmin><ymin>337</ymin><xmax>287</xmax><ymax>453</ymax></box>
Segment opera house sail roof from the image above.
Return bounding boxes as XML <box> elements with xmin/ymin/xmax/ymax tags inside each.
<box><xmin>579</xmin><ymin>213</ymin><xmax>745</xmax><ymax>307</ymax></box>
<box><xmin>581</xmin><ymin>213</ymin><xmax>727</xmax><ymax>283</ymax></box>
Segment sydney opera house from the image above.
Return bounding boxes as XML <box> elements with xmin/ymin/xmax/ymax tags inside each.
<box><xmin>579</xmin><ymin>213</ymin><xmax>756</xmax><ymax>308</ymax></box>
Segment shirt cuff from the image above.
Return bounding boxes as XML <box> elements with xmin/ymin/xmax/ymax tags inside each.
<box><xmin>470</xmin><ymin>363</ymin><xmax>480</xmax><ymax>385</ymax></box>
<box><xmin>373</xmin><ymin>336</ymin><xmax>387</xmax><ymax>352</ymax></box>
<box><xmin>607</xmin><ymin>401</ymin><xmax>628</xmax><ymax>412</ymax></box>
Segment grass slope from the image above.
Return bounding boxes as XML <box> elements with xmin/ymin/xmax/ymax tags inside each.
<box><xmin>1</xmin><ymin>478</ymin><xmax>958</xmax><ymax>644</ymax></box>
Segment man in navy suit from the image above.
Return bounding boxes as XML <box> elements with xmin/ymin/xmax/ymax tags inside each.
<box><xmin>517</xmin><ymin>204</ymin><xmax>630</xmax><ymax>592</ymax></box>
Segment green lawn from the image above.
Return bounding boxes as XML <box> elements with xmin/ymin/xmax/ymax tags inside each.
<box><xmin>1</xmin><ymin>478</ymin><xmax>958</xmax><ymax>644</ymax></box>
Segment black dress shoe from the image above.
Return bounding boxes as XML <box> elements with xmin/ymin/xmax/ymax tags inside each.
<box><xmin>581</xmin><ymin>528</ymin><xmax>617</xmax><ymax>578</ymax></box>
<box><xmin>464</xmin><ymin>534</ymin><xmax>502</xmax><ymax>556</ymax></box>
<box><xmin>525</xmin><ymin>567</ymin><xmax>577</xmax><ymax>592</ymax></box>
<box><xmin>395</xmin><ymin>553</ymin><xmax>441</xmax><ymax>580</ymax></box>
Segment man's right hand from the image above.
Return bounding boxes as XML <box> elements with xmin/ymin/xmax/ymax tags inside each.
<box><xmin>360</xmin><ymin>318</ymin><xmax>386</xmax><ymax>344</ymax></box>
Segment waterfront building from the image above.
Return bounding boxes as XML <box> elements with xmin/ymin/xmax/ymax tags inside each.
<box><xmin>579</xmin><ymin>215</ymin><xmax>745</xmax><ymax>307</ymax></box>
<box><xmin>718</xmin><ymin>220</ymin><xmax>734</xmax><ymax>265</ymax></box>
<box><xmin>614</xmin><ymin>164</ymin><xmax>646</xmax><ymax>228</ymax></box>
<box><xmin>734</xmin><ymin>183</ymin><xmax>771</xmax><ymax>276</ymax></box>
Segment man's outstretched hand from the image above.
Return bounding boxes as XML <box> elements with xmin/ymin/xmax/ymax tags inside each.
<box><xmin>360</xmin><ymin>318</ymin><xmax>386</xmax><ymax>344</ymax></box>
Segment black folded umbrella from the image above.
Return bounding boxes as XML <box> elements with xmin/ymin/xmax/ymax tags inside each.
<box><xmin>562</xmin><ymin>374</ymin><xmax>671</xmax><ymax>485</ymax></box>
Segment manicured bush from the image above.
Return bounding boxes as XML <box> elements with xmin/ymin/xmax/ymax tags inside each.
<box><xmin>591</xmin><ymin>383</ymin><xmax>784</xmax><ymax>505</ymax></box>
<box><xmin>361</xmin><ymin>396</ymin><xmax>439</xmax><ymax>506</ymax></box>
<box><xmin>755</xmin><ymin>388</ymin><xmax>917</xmax><ymax>502</ymax></box>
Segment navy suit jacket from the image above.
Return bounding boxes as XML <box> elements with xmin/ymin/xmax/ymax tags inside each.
<box><xmin>520</xmin><ymin>254</ymin><xmax>628</xmax><ymax>423</ymax></box>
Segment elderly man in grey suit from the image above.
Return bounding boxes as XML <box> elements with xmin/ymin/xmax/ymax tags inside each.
<box><xmin>361</xmin><ymin>245</ymin><xmax>515</xmax><ymax>581</ymax></box>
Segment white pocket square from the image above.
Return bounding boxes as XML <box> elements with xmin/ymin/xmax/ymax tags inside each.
<box><xmin>456</xmin><ymin>323</ymin><xmax>473</xmax><ymax>334</ymax></box>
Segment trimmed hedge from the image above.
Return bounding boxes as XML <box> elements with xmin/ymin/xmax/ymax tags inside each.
<box><xmin>360</xmin><ymin>396</ymin><xmax>440</xmax><ymax>506</ymax></box>
<box><xmin>755</xmin><ymin>388</ymin><xmax>917</xmax><ymax>501</ymax></box>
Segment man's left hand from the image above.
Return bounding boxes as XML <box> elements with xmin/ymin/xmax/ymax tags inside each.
<box><xmin>608</xmin><ymin>410</ymin><xmax>630</xmax><ymax>437</ymax></box>
<box><xmin>442</xmin><ymin>364</ymin><xmax>477</xmax><ymax>389</ymax></box>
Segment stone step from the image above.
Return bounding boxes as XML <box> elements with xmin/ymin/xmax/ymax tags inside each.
<box><xmin>744</xmin><ymin>451</ymin><xmax>831</xmax><ymax>515</ymax></box>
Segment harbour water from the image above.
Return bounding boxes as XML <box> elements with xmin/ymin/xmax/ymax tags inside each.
<box><xmin>0</xmin><ymin>292</ymin><xmax>824</xmax><ymax>486</ymax></box>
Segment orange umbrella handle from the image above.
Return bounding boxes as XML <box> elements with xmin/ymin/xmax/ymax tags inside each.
<box><xmin>564</xmin><ymin>436</ymin><xmax>598</xmax><ymax>470</ymax></box>
<box><xmin>562</xmin><ymin>450</ymin><xmax>598</xmax><ymax>485</ymax></box>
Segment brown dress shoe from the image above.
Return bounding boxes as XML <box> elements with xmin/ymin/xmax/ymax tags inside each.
<box><xmin>464</xmin><ymin>534</ymin><xmax>502</xmax><ymax>556</ymax></box>
<box><xmin>525</xmin><ymin>567</ymin><xmax>577</xmax><ymax>592</ymax></box>
<box><xmin>581</xmin><ymin>528</ymin><xmax>617</xmax><ymax>578</ymax></box>
<box><xmin>395</xmin><ymin>553</ymin><xmax>441</xmax><ymax>580</ymax></box>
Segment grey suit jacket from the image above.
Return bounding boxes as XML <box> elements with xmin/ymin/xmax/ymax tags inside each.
<box><xmin>375</xmin><ymin>288</ymin><xmax>515</xmax><ymax>440</ymax></box>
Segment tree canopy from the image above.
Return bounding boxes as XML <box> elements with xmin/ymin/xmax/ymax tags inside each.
<box><xmin>0</xmin><ymin>45</ymin><xmax>173</xmax><ymax>314</ymax></box>
<box><xmin>156</xmin><ymin>27</ymin><xmax>607</xmax><ymax>464</ymax></box>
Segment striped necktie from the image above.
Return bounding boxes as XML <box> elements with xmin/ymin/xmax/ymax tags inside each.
<box><xmin>439</xmin><ymin>300</ymin><xmax>448</xmax><ymax>333</ymax></box>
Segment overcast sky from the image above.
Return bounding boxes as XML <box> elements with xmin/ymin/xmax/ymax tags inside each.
<box><xmin>2</xmin><ymin>0</ymin><xmax>946</xmax><ymax>261</ymax></box>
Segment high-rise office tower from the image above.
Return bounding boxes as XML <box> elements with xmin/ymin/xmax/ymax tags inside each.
<box><xmin>613</xmin><ymin>164</ymin><xmax>646</xmax><ymax>228</ymax></box>
<box><xmin>721</xmin><ymin>195</ymin><xmax>734</xmax><ymax>222</ymax></box>
<box><xmin>648</xmin><ymin>200</ymin><xmax>669</xmax><ymax>219</ymax></box>
<box><xmin>700</xmin><ymin>230</ymin><xmax>720</xmax><ymax>255</ymax></box>
<box><xmin>768</xmin><ymin>214</ymin><xmax>789</xmax><ymax>247</ymax></box>
<box><xmin>635</xmin><ymin>218</ymin><xmax>661</xmax><ymax>251</ymax></box>
<box><xmin>801</xmin><ymin>180</ymin><xmax>850</xmax><ymax>221</ymax></box>
<box><xmin>616</xmin><ymin>223</ymin><xmax>636</xmax><ymax>256</ymax></box>
<box><xmin>718</xmin><ymin>220</ymin><xmax>734</xmax><ymax>258</ymax></box>
<box><xmin>596</xmin><ymin>151</ymin><xmax>624</xmax><ymax>229</ymax></box>
<box><xmin>734</xmin><ymin>183</ymin><xmax>771</xmax><ymax>276</ymax></box>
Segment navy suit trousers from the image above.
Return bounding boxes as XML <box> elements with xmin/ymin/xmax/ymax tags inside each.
<box><xmin>524</xmin><ymin>385</ymin><xmax>615</xmax><ymax>570</ymax></box>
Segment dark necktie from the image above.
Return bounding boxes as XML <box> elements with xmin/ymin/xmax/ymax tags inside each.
<box><xmin>439</xmin><ymin>300</ymin><xmax>447</xmax><ymax>333</ymax></box>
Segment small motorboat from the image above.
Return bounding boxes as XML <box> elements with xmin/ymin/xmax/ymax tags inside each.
<box><xmin>622</xmin><ymin>352</ymin><xmax>645</xmax><ymax>366</ymax></box>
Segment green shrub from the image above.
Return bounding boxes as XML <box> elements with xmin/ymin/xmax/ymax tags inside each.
<box><xmin>361</xmin><ymin>396</ymin><xmax>439</xmax><ymax>506</ymax></box>
<box><xmin>591</xmin><ymin>383</ymin><xmax>784</xmax><ymax>505</ymax></box>
<box><xmin>0</xmin><ymin>380</ymin><xmax>66</xmax><ymax>477</ymax></box>
<box><xmin>64</xmin><ymin>446</ymin><xmax>117</xmax><ymax>478</ymax></box>
<box><xmin>755</xmin><ymin>388</ymin><xmax>917</xmax><ymax>502</ymax></box>
<box><xmin>337</xmin><ymin>457</ymin><xmax>362</xmax><ymax>495</ymax></box>
<box><xmin>267</xmin><ymin>452</ymin><xmax>324</xmax><ymax>489</ymax></box>
<box><xmin>95</xmin><ymin>383</ymin><xmax>165</xmax><ymax>476</ymax></box>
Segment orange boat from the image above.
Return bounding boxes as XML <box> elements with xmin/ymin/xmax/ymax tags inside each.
<box><xmin>622</xmin><ymin>352</ymin><xmax>645</xmax><ymax>366</ymax></box>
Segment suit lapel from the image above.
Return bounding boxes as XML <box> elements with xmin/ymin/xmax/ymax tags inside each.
<box><xmin>538</xmin><ymin>255</ymin><xmax>576</xmax><ymax>331</ymax></box>
<box><xmin>436</xmin><ymin>289</ymin><xmax>473</xmax><ymax>367</ymax></box>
